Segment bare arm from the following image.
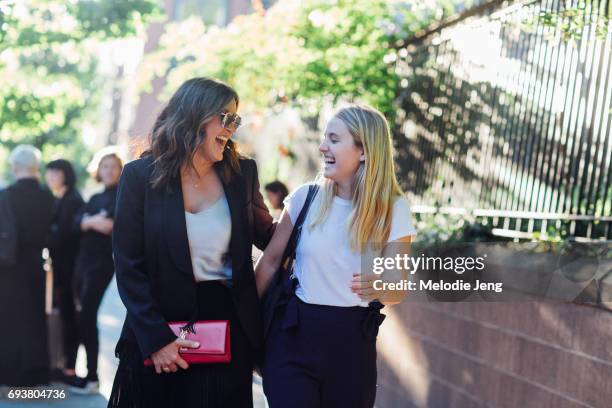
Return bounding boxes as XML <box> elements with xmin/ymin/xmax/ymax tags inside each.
<box><xmin>255</xmin><ymin>208</ymin><xmax>294</xmax><ymax>297</ymax></box>
<box><xmin>351</xmin><ymin>235</ymin><xmax>414</xmax><ymax>306</ymax></box>
<box><xmin>379</xmin><ymin>235</ymin><xmax>413</xmax><ymax>305</ymax></box>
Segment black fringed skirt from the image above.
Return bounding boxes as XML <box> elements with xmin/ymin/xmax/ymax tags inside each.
<box><xmin>108</xmin><ymin>281</ymin><xmax>255</xmax><ymax>408</ymax></box>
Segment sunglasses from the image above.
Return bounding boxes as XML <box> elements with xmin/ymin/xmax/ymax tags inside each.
<box><xmin>219</xmin><ymin>111</ymin><xmax>242</xmax><ymax>130</ymax></box>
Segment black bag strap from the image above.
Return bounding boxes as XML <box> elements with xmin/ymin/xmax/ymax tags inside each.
<box><xmin>280</xmin><ymin>184</ymin><xmax>319</xmax><ymax>270</ymax></box>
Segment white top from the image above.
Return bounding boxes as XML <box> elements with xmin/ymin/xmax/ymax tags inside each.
<box><xmin>184</xmin><ymin>194</ymin><xmax>233</xmax><ymax>282</ymax></box>
<box><xmin>285</xmin><ymin>183</ymin><xmax>417</xmax><ymax>307</ymax></box>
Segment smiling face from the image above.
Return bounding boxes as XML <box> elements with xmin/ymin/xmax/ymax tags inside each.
<box><xmin>196</xmin><ymin>98</ymin><xmax>238</xmax><ymax>164</ymax></box>
<box><xmin>319</xmin><ymin>117</ymin><xmax>364</xmax><ymax>184</ymax></box>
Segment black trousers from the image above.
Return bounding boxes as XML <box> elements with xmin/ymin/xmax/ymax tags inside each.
<box><xmin>109</xmin><ymin>281</ymin><xmax>255</xmax><ymax>408</ymax></box>
<box><xmin>54</xmin><ymin>259</ymin><xmax>79</xmax><ymax>369</ymax></box>
<box><xmin>263</xmin><ymin>297</ymin><xmax>382</xmax><ymax>408</ymax></box>
<box><xmin>75</xmin><ymin>255</ymin><xmax>114</xmax><ymax>380</ymax></box>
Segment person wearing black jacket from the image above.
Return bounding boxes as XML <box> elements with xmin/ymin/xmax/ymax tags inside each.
<box><xmin>45</xmin><ymin>159</ymin><xmax>84</xmax><ymax>385</ymax></box>
<box><xmin>108</xmin><ymin>78</ymin><xmax>274</xmax><ymax>408</ymax></box>
<box><xmin>69</xmin><ymin>151</ymin><xmax>123</xmax><ymax>394</ymax></box>
<box><xmin>0</xmin><ymin>145</ymin><xmax>55</xmax><ymax>386</ymax></box>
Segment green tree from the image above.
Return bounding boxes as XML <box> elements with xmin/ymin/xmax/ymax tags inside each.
<box><xmin>0</xmin><ymin>0</ymin><xmax>159</xmax><ymax>183</ymax></box>
<box><xmin>140</xmin><ymin>0</ymin><xmax>470</xmax><ymax>120</ymax></box>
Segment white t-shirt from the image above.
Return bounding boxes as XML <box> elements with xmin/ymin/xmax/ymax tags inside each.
<box><xmin>285</xmin><ymin>183</ymin><xmax>417</xmax><ymax>307</ymax></box>
<box><xmin>185</xmin><ymin>194</ymin><xmax>233</xmax><ymax>282</ymax></box>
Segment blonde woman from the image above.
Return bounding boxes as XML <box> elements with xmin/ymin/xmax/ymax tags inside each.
<box><xmin>70</xmin><ymin>150</ymin><xmax>123</xmax><ymax>394</ymax></box>
<box><xmin>255</xmin><ymin>105</ymin><xmax>416</xmax><ymax>407</ymax></box>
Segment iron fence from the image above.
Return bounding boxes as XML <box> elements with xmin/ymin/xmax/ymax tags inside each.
<box><xmin>395</xmin><ymin>0</ymin><xmax>612</xmax><ymax>241</ymax></box>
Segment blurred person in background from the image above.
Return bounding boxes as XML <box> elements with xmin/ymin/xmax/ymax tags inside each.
<box><xmin>69</xmin><ymin>150</ymin><xmax>123</xmax><ymax>394</ymax></box>
<box><xmin>264</xmin><ymin>180</ymin><xmax>289</xmax><ymax>221</ymax></box>
<box><xmin>0</xmin><ymin>145</ymin><xmax>55</xmax><ymax>386</ymax></box>
<box><xmin>45</xmin><ymin>159</ymin><xmax>85</xmax><ymax>386</ymax></box>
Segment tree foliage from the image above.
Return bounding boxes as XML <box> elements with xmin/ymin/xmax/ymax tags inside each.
<box><xmin>530</xmin><ymin>0</ymin><xmax>611</xmax><ymax>41</ymax></box>
<box><xmin>0</xmin><ymin>0</ymin><xmax>159</xmax><ymax>182</ymax></box>
<box><xmin>140</xmin><ymin>0</ymin><xmax>471</xmax><ymax>120</ymax></box>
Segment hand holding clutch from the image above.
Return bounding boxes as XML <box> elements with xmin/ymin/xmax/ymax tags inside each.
<box><xmin>144</xmin><ymin>320</ymin><xmax>231</xmax><ymax>371</ymax></box>
<box><xmin>148</xmin><ymin>337</ymin><xmax>200</xmax><ymax>374</ymax></box>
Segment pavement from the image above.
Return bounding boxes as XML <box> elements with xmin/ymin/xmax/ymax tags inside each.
<box><xmin>0</xmin><ymin>278</ymin><xmax>267</xmax><ymax>408</ymax></box>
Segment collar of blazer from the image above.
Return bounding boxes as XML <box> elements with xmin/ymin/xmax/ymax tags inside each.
<box><xmin>162</xmin><ymin>164</ymin><xmax>248</xmax><ymax>285</ymax></box>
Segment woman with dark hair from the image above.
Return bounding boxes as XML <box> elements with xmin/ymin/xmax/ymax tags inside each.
<box><xmin>108</xmin><ymin>77</ymin><xmax>274</xmax><ymax>408</ymax></box>
<box><xmin>264</xmin><ymin>180</ymin><xmax>289</xmax><ymax>221</ymax></box>
<box><xmin>69</xmin><ymin>151</ymin><xmax>123</xmax><ymax>394</ymax></box>
<box><xmin>45</xmin><ymin>159</ymin><xmax>84</xmax><ymax>386</ymax></box>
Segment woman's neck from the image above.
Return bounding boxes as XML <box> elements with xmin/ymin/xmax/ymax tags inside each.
<box><xmin>53</xmin><ymin>186</ymin><xmax>67</xmax><ymax>198</ymax></box>
<box><xmin>335</xmin><ymin>179</ymin><xmax>354</xmax><ymax>200</ymax></box>
<box><xmin>185</xmin><ymin>154</ymin><xmax>214</xmax><ymax>178</ymax></box>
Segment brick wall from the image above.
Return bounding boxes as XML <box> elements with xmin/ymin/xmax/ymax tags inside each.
<box><xmin>375</xmin><ymin>302</ymin><xmax>612</xmax><ymax>407</ymax></box>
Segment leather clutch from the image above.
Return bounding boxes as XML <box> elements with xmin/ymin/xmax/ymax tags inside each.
<box><xmin>144</xmin><ymin>320</ymin><xmax>231</xmax><ymax>366</ymax></box>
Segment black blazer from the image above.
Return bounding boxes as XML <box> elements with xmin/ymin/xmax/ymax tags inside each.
<box><xmin>48</xmin><ymin>188</ymin><xmax>84</xmax><ymax>280</ymax></box>
<box><xmin>113</xmin><ymin>155</ymin><xmax>274</xmax><ymax>358</ymax></box>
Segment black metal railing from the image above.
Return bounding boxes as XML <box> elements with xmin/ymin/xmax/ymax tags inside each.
<box><xmin>395</xmin><ymin>0</ymin><xmax>612</xmax><ymax>241</ymax></box>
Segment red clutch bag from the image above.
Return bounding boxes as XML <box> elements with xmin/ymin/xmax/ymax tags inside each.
<box><xmin>144</xmin><ymin>320</ymin><xmax>231</xmax><ymax>366</ymax></box>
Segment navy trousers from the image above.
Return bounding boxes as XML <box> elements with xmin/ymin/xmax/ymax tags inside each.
<box><xmin>263</xmin><ymin>296</ymin><xmax>384</xmax><ymax>408</ymax></box>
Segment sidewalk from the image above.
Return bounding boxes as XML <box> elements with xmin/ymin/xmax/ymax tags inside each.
<box><xmin>0</xmin><ymin>278</ymin><xmax>267</xmax><ymax>407</ymax></box>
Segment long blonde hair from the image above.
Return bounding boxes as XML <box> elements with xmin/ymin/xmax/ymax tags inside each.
<box><xmin>309</xmin><ymin>104</ymin><xmax>404</xmax><ymax>252</ymax></box>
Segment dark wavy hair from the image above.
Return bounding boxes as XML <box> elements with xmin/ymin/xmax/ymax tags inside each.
<box><xmin>46</xmin><ymin>159</ymin><xmax>77</xmax><ymax>190</ymax></box>
<box><xmin>144</xmin><ymin>77</ymin><xmax>242</xmax><ymax>189</ymax></box>
<box><xmin>264</xmin><ymin>180</ymin><xmax>289</xmax><ymax>209</ymax></box>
